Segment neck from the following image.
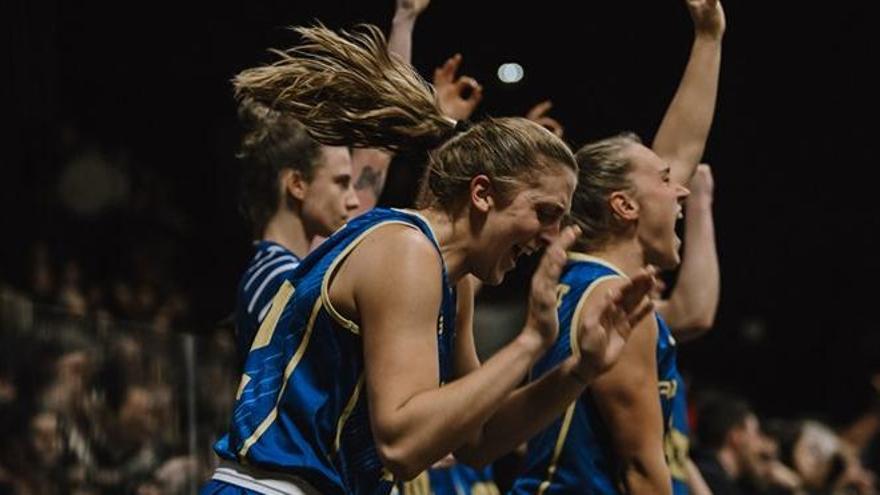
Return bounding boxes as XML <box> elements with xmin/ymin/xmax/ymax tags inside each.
<box><xmin>415</xmin><ymin>207</ymin><xmax>472</xmax><ymax>283</ymax></box>
<box><xmin>583</xmin><ymin>234</ymin><xmax>646</xmax><ymax>277</ymax></box>
<box><xmin>262</xmin><ymin>209</ymin><xmax>312</xmax><ymax>259</ymax></box>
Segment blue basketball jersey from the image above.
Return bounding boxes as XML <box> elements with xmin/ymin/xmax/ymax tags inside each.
<box><xmin>394</xmin><ymin>464</ymin><xmax>499</xmax><ymax>495</ymax></box>
<box><xmin>511</xmin><ymin>253</ymin><xmax>682</xmax><ymax>495</ymax></box>
<box><xmin>392</xmin><ymin>463</ymin><xmax>500</xmax><ymax>495</ymax></box>
<box><xmin>667</xmin><ymin>368</ymin><xmax>691</xmax><ymax>495</ymax></box>
<box><xmin>213</xmin><ymin>208</ymin><xmax>458</xmax><ymax>495</ymax></box>
<box><xmin>235</xmin><ymin>241</ymin><xmax>301</xmax><ymax>366</ymax></box>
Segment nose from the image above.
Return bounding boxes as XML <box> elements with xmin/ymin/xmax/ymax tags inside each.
<box><xmin>346</xmin><ymin>186</ymin><xmax>361</xmax><ymax>211</ymax></box>
<box><xmin>677</xmin><ymin>183</ymin><xmax>690</xmax><ymax>200</ymax></box>
<box><xmin>538</xmin><ymin>219</ymin><xmax>563</xmax><ymax>247</ymax></box>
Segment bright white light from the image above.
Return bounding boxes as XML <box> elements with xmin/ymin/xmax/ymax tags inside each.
<box><xmin>497</xmin><ymin>63</ymin><xmax>524</xmax><ymax>84</ymax></box>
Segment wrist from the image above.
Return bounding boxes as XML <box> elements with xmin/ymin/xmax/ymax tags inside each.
<box><xmin>393</xmin><ymin>10</ymin><xmax>419</xmax><ymax>24</ymax></box>
<box><xmin>563</xmin><ymin>356</ymin><xmax>593</xmax><ymax>387</ymax></box>
<box><xmin>688</xmin><ymin>194</ymin><xmax>713</xmax><ymax>209</ymax></box>
<box><xmin>694</xmin><ymin>30</ymin><xmax>724</xmax><ymax>44</ymax></box>
<box><xmin>514</xmin><ymin>330</ymin><xmax>550</xmax><ymax>360</ymax></box>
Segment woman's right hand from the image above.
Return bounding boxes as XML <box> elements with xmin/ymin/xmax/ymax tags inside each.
<box><xmin>522</xmin><ymin>225</ymin><xmax>580</xmax><ymax>352</ymax></box>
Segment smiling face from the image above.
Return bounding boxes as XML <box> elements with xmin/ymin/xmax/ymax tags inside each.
<box><xmin>468</xmin><ymin>162</ymin><xmax>577</xmax><ymax>285</ymax></box>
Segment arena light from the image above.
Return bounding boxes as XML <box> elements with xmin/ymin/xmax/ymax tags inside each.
<box><xmin>497</xmin><ymin>63</ymin><xmax>524</xmax><ymax>84</ymax></box>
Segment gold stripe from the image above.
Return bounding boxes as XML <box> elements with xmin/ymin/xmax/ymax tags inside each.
<box><xmin>250</xmin><ymin>281</ymin><xmax>295</xmax><ymax>351</ymax></box>
<box><xmin>235</xmin><ymin>374</ymin><xmax>251</xmax><ymax>401</ymax></box>
<box><xmin>568</xmin><ymin>275</ymin><xmax>624</xmax><ymax>356</ymax></box>
<box><xmin>658</xmin><ymin>379</ymin><xmax>678</xmax><ymax>399</ymax></box>
<box><xmin>390</xmin><ymin>208</ymin><xmax>440</xmax><ymax>245</ymax></box>
<box><xmin>239</xmin><ymin>298</ymin><xmax>323</xmax><ymax>458</ymax></box>
<box><xmin>537</xmin><ymin>274</ymin><xmax>623</xmax><ymax>494</ymax></box>
<box><xmin>403</xmin><ymin>471</ymin><xmax>430</xmax><ymax>495</ymax></box>
<box><xmin>537</xmin><ymin>403</ymin><xmax>576</xmax><ymax>495</ymax></box>
<box><xmin>566</xmin><ymin>253</ymin><xmax>627</xmax><ymax>278</ymax></box>
<box><xmin>333</xmin><ymin>373</ymin><xmax>366</xmax><ymax>453</ymax></box>
<box><xmin>320</xmin><ymin>220</ymin><xmax>420</xmax><ymax>335</ymax></box>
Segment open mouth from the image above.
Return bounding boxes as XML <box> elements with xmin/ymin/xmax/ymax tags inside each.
<box><xmin>512</xmin><ymin>244</ymin><xmax>537</xmax><ymax>260</ymax></box>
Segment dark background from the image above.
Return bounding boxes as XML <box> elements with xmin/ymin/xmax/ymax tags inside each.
<box><xmin>3</xmin><ymin>0</ymin><xmax>877</xmax><ymax>422</ymax></box>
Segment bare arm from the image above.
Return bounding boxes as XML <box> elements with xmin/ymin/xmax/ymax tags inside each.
<box><xmin>452</xmin><ymin>270</ymin><xmax>657</xmax><ymax>467</ymax></box>
<box><xmin>652</xmin><ymin>0</ymin><xmax>725</xmax><ymax>185</ymax></box>
<box><xmin>591</xmin><ymin>298</ymin><xmax>671</xmax><ymax>495</ymax></box>
<box><xmin>349</xmin><ymin>0</ymin><xmax>430</xmax><ymax>214</ymax></box>
<box><xmin>656</xmin><ymin>165</ymin><xmax>718</xmax><ymax>341</ymax></box>
<box><xmin>685</xmin><ymin>458</ymin><xmax>713</xmax><ymax>495</ymax></box>
<box><xmin>352</xmin><ymin>226</ymin><xmax>579</xmax><ymax>480</ymax></box>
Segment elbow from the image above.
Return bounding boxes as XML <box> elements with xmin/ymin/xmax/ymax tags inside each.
<box><xmin>690</xmin><ymin>311</ymin><xmax>717</xmax><ymax>335</ymax></box>
<box><xmin>686</xmin><ymin>317</ymin><xmax>715</xmax><ymax>336</ymax></box>
<box><xmin>372</xmin><ymin>417</ymin><xmax>430</xmax><ymax>481</ymax></box>
<box><xmin>376</xmin><ymin>442</ymin><xmax>425</xmax><ymax>481</ymax></box>
<box><xmin>619</xmin><ymin>456</ymin><xmax>672</xmax><ymax>495</ymax></box>
<box><xmin>674</xmin><ymin>311</ymin><xmax>716</xmax><ymax>340</ymax></box>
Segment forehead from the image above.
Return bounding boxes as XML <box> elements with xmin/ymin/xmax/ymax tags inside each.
<box><xmin>517</xmin><ymin>165</ymin><xmax>576</xmax><ymax>209</ymax></box>
<box><xmin>625</xmin><ymin>143</ymin><xmax>667</xmax><ymax>177</ymax></box>
<box><xmin>315</xmin><ymin>145</ymin><xmax>353</xmax><ymax>175</ymax></box>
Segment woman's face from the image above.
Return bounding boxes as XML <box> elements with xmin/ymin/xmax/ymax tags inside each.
<box><xmin>625</xmin><ymin>144</ymin><xmax>690</xmax><ymax>270</ymax></box>
<box><xmin>469</xmin><ymin>163</ymin><xmax>576</xmax><ymax>285</ymax></box>
<box><xmin>299</xmin><ymin>145</ymin><xmax>361</xmax><ymax>237</ymax></box>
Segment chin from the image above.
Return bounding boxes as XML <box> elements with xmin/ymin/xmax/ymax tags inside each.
<box><xmin>477</xmin><ymin>267</ymin><xmax>506</xmax><ymax>287</ymax></box>
<box><xmin>646</xmin><ymin>248</ymin><xmax>680</xmax><ymax>271</ymax></box>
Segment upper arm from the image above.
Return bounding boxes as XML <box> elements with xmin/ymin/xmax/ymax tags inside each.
<box><xmin>587</xmin><ymin>291</ymin><xmax>663</xmax><ymax>459</ymax></box>
<box><xmin>345</xmin><ymin>226</ymin><xmax>444</xmax><ymax>442</ymax></box>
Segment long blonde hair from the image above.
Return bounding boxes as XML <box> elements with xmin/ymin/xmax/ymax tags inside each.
<box><xmin>234</xmin><ymin>24</ymin><xmax>576</xmax><ymax>213</ymax></box>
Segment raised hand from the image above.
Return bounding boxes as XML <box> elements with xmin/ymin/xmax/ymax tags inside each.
<box><xmin>395</xmin><ymin>0</ymin><xmax>430</xmax><ymax>19</ymax></box>
<box><xmin>433</xmin><ymin>54</ymin><xmax>483</xmax><ymax>122</ymax></box>
<box><xmin>523</xmin><ymin>226</ymin><xmax>581</xmax><ymax>351</ymax></box>
<box><xmin>525</xmin><ymin>100</ymin><xmax>564</xmax><ymax>138</ymax></box>
<box><xmin>686</xmin><ymin>0</ymin><xmax>725</xmax><ymax>40</ymax></box>
<box><xmin>688</xmin><ymin>163</ymin><xmax>714</xmax><ymax>201</ymax></box>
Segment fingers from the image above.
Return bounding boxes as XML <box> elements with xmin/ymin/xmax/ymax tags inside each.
<box><xmin>533</xmin><ymin>225</ymin><xmax>580</xmax><ymax>289</ymax></box>
<box><xmin>616</xmin><ymin>265</ymin><xmax>657</xmax><ymax>312</ymax></box>
<box><xmin>534</xmin><ymin>117</ymin><xmax>564</xmax><ymax>138</ymax></box>
<box><xmin>455</xmin><ymin>76</ymin><xmax>484</xmax><ymax>103</ymax></box>
<box><xmin>526</xmin><ymin>100</ymin><xmax>553</xmax><ymax>121</ymax></box>
<box><xmin>625</xmin><ymin>297</ymin><xmax>654</xmax><ymax>331</ymax></box>
<box><xmin>433</xmin><ymin>53</ymin><xmax>462</xmax><ymax>84</ymax></box>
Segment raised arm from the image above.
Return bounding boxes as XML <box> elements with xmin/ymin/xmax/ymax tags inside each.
<box><xmin>655</xmin><ymin>164</ymin><xmax>719</xmax><ymax>341</ymax></box>
<box><xmin>350</xmin><ymin>0</ymin><xmax>431</xmax><ymax>214</ymax></box>
<box><xmin>652</xmin><ymin>0</ymin><xmax>725</xmax><ymax>185</ymax></box>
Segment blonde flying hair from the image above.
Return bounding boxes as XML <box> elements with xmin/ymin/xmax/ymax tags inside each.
<box><xmin>234</xmin><ymin>24</ymin><xmax>576</xmax><ymax>213</ymax></box>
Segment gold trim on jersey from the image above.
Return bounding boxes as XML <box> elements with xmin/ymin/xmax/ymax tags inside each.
<box><xmin>238</xmin><ymin>297</ymin><xmax>323</xmax><ymax>458</ymax></box>
<box><xmin>658</xmin><ymin>379</ymin><xmax>679</xmax><ymax>399</ymax></box>
<box><xmin>566</xmin><ymin>253</ymin><xmax>627</xmax><ymax>278</ymax></box>
<box><xmin>250</xmin><ymin>280</ymin><xmax>295</xmax><ymax>351</ymax></box>
<box><xmin>401</xmin><ymin>471</ymin><xmax>431</xmax><ymax>495</ymax></box>
<box><xmin>333</xmin><ymin>373</ymin><xmax>366</xmax><ymax>453</ymax></box>
<box><xmin>537</xmin><ymin>401</ymin><xmax>576</xmax><ymax>495</ymax></box>
<box><xmin>664</xmin><ymin>425</ymin><xmax>690</xmax><ymax>481</ymax></box>
<box><xmin>320</xmin><ymin>220</ymin><xmax>421</xmax><ymax>335</ymax></box>
<box><xmin>537</xmin><ymin>274</ymin><xmax>623</xmax><ymax>494</ymax></box>
<box><xmin>236</xmin><ymin>375</ymin><xmax>251</xmax><ymax>401</ymax></box>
